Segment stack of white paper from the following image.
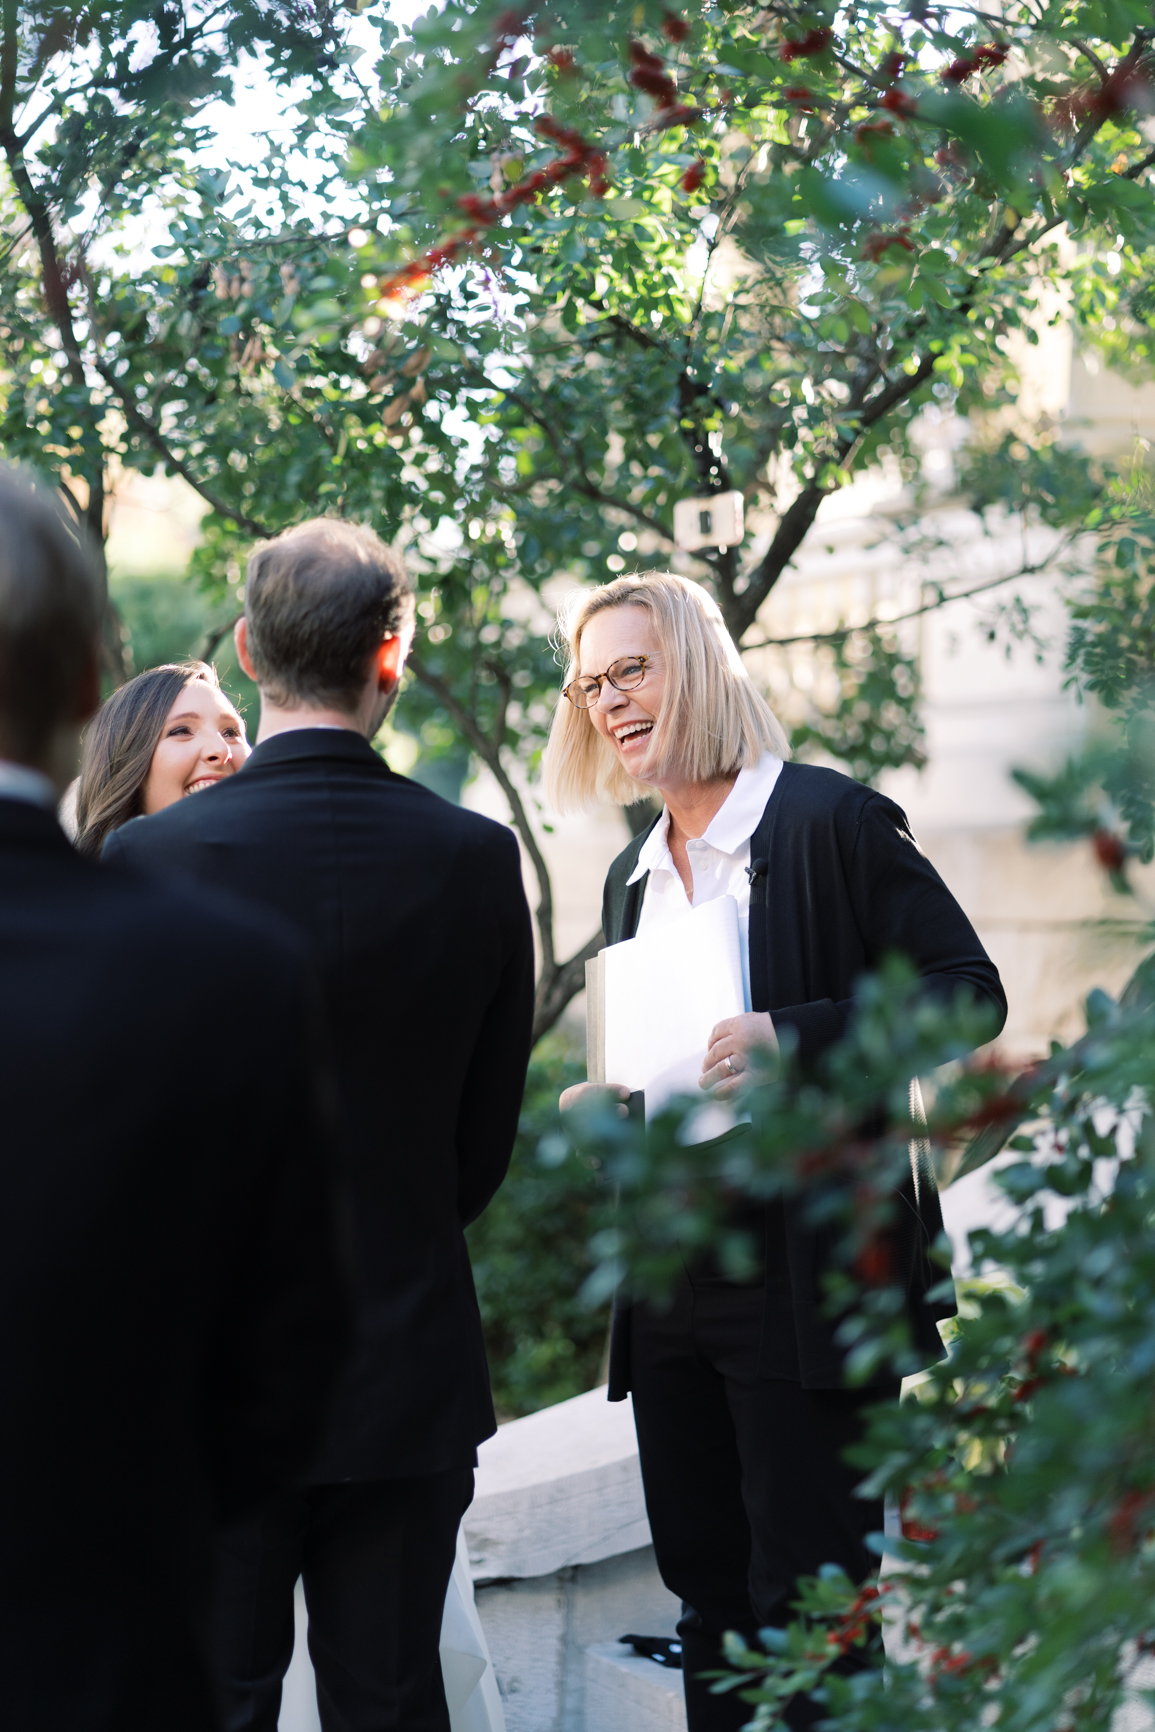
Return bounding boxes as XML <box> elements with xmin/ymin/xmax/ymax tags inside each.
<box><xmin>599</xmin><ymin>896</ymin><xmax>746</xmax><ymax>1119</ymax></box>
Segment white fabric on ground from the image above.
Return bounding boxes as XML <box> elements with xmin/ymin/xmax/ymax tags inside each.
<box><xmin>440</xmin><ymin>1521</ymin><xmax>506</xmax><ymax>1732</ymax></box>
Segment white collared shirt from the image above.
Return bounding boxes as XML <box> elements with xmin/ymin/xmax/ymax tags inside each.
<box><xmin>0</xmin><ymin>759</ymin><xmax>57</xmax><ymax>812</ymax></box>
<box><xmin>628</xmin><ymin>753</ymin><xmax>784</xmax><ymax>1011</ymax></box>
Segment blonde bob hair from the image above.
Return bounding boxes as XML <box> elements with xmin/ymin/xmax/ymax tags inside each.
<box><xmin>543</xmin><ymin>572</ymin><xmax>790</xmax><ymax>813</ymax></box>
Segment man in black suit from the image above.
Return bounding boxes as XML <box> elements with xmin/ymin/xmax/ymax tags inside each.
<box><xmin>104</xmin><ymin>518</ymin><xmax>536</xmax><ymax>1731</ymax></box>
<box><xmin>0</xmin><ymin>469</ymin><xmax>347</xmax><ymax>1730</ymax></box>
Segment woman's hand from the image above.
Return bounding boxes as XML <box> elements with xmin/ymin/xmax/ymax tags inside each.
<box><xmin>560</xmin><ymin>1082</ymin><xmax>631</xmax><ymax>1119</ymax></box>
<box><xmin>700</xmin><ymin>1012</ymin><xmax>778</xmax><ymax>1099</ymax></box>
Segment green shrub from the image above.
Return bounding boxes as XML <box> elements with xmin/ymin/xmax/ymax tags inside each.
<box><xmin>110</xmin><ymin>573</ymin><xmax>259</xmax><ymax>720</ymax></box>
<box><xmin>112</xmin><ymin>574</ymin><xmax>215</xmax><ymax>677</ymax></box>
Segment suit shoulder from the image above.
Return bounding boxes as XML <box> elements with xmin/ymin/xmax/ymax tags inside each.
<box><xmin>397</xmin><ymin>782</ymin><xmax>522</xmax><ymax>856</ymax></box>
<box><xmin>779</xmin><ymin>760</ymin><xmax>877</xmax><ymax>817</ymax></box>
<box><xmin>101</xmin><ymin>791</ymin><xmax>205</xmax><ymax>859</ymax></box>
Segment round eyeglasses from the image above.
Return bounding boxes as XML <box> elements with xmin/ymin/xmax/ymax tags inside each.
<box><xmin>563</xmin><ymin>655</ymin><xmax>651</xmax><ymax>710</ymax></box>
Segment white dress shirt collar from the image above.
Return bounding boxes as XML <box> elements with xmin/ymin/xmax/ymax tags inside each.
<box><xmin>627</xmin><ymin>753</ymin><xmax>784</xmax><ymax>885</ymax></box>
<box><xmin>0</xmin><ymin>759</ymin><xmax>58</xmax><ymax>812</ymax></box>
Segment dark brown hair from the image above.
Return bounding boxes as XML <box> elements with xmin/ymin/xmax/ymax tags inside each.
<box><xmin>244</xmin><ymin>517</ymin><xmax>413</xmax><ymax>711</ymax></box>
<box><xmin>0</xmin><ymin>466</ymin><xmax>101</xmax><ymax>763</ymax></box>
<box><xmin>75</xmin><ymin>662</ymin><xmax>221</xmax><ymax>859</ymax></box>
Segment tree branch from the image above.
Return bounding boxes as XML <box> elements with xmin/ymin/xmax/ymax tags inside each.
<box><xmin>531</xmin><ymin>925</ymin><xmax>604</xmax><ymax>1046</ymax></box>
<box><xmin>0</xmin><ymin>85</ymin><xmax>113</xmax><ymax>597</ymax></box>
<box><xmin>408</xmin><ymin>650</ymin><xmax>556</xmax><ymax>976</ymax></box>
<box><xmin>1070</xmin><ymin>37</ymin><xmax>1109</xmax><ymax>80</ymax></box>
<box><xmin>590</xmin><ymin>306</ymin><xmax>735</xmax><ymax>495</ymax></box>
<box><xmin>94</xmin><ymin>360</ymin><xmax>274</xmax><ymax>540</ymax></box>
<box><xmin>0</xmin><ymin>0</ymin><xmax>17</xmax><ymax>139</ymax></box>
<box><xmin>55</xmin><ymin>474</ymin><xmax>84</xmax><ymax>532</ymax></box>
<box><xmin>201</xmin><ymin>613</ymin><xmax>243</xmax><ymax>661</ymax></box>
<box><xmin>487</xmin><ymin>657</ymin><xmax>511</xmax><ymax>752</ymax></box>
<box><xmin>1123</xmin><ymin>144</ymin><xmax>1155</xmax><ymax>181</ymax></box>
<box><xmin>731</xmin><ymin>350</ymin><xmax>937</xmax><ymax>639</ymax></box>
<box><xmin>589</xmin><ymin>304</ymin><xmax>668</xmax><ymax>356</ymax></box>
<box><xmin>739</xmin><ymin>545</ymin><xmax>1074</xmax><ymax>651</ymax></box>
<box><xmin>479</xmin><ymin>378</ymin><xmax>674</xmax><ymax>542</ymax></box>
<box><xmin>408</xmin><ymin>650</ymin><xmax>607</xmax><ymax>1043</ymax></box>
<box><xmin>990</xmin><ymin>77</ymin><xmax>1155</xmax><ymax>273</ymax></box>
<box><xmin>677</xmin><ymin>47</ymin><xmax>1118</xmax><ymax>635</ymax></box>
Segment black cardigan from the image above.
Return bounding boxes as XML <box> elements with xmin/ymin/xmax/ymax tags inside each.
<box><xmin>604</xmin><ymin>760</ymin><xmax>1007</xmax><ymax>1395</ymax></box>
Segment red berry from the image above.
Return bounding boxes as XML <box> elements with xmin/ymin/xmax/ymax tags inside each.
<box><xmin>780</xmin><ymin>27</ymin><xmax>831</xmax><ymax>61</ymax></box>
<box><xmin>943</xmin><ymin>56</ymin><xmax>981</xmax><ymax>82</ymax></box>
<box><xmin>862</xmin><ymin>229</ymin><xmax>914</xmax><ymax>261</ymax></box>
<box><xmin>1093</xmin><ymin>829</ymin><xmax>1127</xmax><ymax>872</ymax></box>
<box><xmin>630</xmin><ymin>64</ymin><xmax>677</xmax><ymax>103</ymax></box>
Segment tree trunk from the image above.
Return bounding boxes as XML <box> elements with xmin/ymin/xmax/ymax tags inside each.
<box><xmin>408</xmin><ymin>652</ymin><xmax>607</xmax><ymax>1048</ymax></box>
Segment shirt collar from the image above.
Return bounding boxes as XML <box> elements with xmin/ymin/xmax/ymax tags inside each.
<box><xmin>0</xmin><ymin>758</ymin><xmax>58</xmax><ymax>811</ymax></box>
<box><xmin>702</xmin><ymin>753</ymin><xmax>784</xmax><ymax>854</ymax></box>
<box><xmin>244</xmin><ymin>728</ymin><xmax>388</xmax><ymax>772</ymax></box>
<box><xmin>625</xmin><ymin>754</ymin><xmax>784</xmax><ymax>885</ymax></box>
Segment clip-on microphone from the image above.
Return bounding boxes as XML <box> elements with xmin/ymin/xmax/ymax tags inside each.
<box><xmin>745</xmin><ymin>856</ymin><xmax>768</xmax><ymax>886</ymax></box>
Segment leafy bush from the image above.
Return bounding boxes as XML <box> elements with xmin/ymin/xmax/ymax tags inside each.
<box><xmin>110</xmin><ymin>574</ymin><xmax>259</xmax><ymax>721</ymax></box>
<box><xmin>566</xmin><ymin>957</ymin><xmax>1155</xmax><ymax>1729</ymax></box>
<box><xmin>711</xmin><ymin>981</ymin><xmax>1155</xmax><ymax>1732</ymax></box>
<box><xmin>111</xmin><ymin>574</ymin><xmax>216</xmax><ymax>678</ymax></box>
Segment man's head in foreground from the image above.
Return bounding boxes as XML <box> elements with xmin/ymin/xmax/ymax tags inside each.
<box><xmin>0</xmin><ymin>467</ymin><xmax>101</xmax><ymax>791</ymax></box>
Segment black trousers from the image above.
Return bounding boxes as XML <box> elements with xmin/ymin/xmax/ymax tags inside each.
<box><xmin>630</xmin><ymin>1274</ymin><xmax>891</xmax><ymax>1732</ymax></box>
<box><xmin>211</xmin><ymin>1469</ymin><xmax>474</xmax><ymax>1732</ymax></box>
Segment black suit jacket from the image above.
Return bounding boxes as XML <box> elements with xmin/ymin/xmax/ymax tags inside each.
<box><xmin>604</xmin><ymin>761</ymin><xmax>1008</xmax><ymax>1395</ymax></box>
<box><xmin>0</xmin><ymin>797</ymin><xmax>346</xmax><ymax>1732</ymax></box>
<box><xmin>104</xmin><ymin>728</ymin><xmax>535</xmax><ymax>1479</ymax></box>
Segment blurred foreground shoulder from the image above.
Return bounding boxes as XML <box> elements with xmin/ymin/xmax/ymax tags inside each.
<box><xmin>99</xmin><ymin>853</ymin><xmax>309</xmax><ymax>985</ymax></box>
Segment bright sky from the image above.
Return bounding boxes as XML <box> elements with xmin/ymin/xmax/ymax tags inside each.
<box><xmin>195</xmin><ymin>0</ymin><xmax>431</xmax><ymax>184</ymax></box>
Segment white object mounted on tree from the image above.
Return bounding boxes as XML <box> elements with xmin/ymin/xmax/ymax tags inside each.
<box><xmin>672</xmin><ymin>490</ymin><xmax>744</xmax><ymax>552</ymax></box>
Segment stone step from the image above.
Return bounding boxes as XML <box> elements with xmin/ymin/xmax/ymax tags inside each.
<box><xmin>467</xmin><ymin>1386</ymin><xmax>651</xmax><ymax>1581</ymax></box>
<box><xmin>582</xmin><ymin>1643</ymin><xmax>688</xmax><ymax>1732</ymax></box>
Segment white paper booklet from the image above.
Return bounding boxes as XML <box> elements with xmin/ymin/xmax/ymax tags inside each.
<box><xmin>600</xmin><ymin>895</ymin><xmax>746</xmax><ymax>1120</ymax></box>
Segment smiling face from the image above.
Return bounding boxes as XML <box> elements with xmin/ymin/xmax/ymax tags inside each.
<box><xmin>140</xmin><ymin>678</ymin><xmax>249</xmax><ymax>815</ymax></box>
<box><xmin>578</xmin><ymin>604</ymin><xmax>667</xmax><ymax>784</ymax></box>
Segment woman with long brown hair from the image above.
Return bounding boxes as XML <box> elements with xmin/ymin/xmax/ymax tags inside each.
<box><xmin>75</xmin><ymin>660</ymin><xmax>249</xmax><ymax>858</ymax></box>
